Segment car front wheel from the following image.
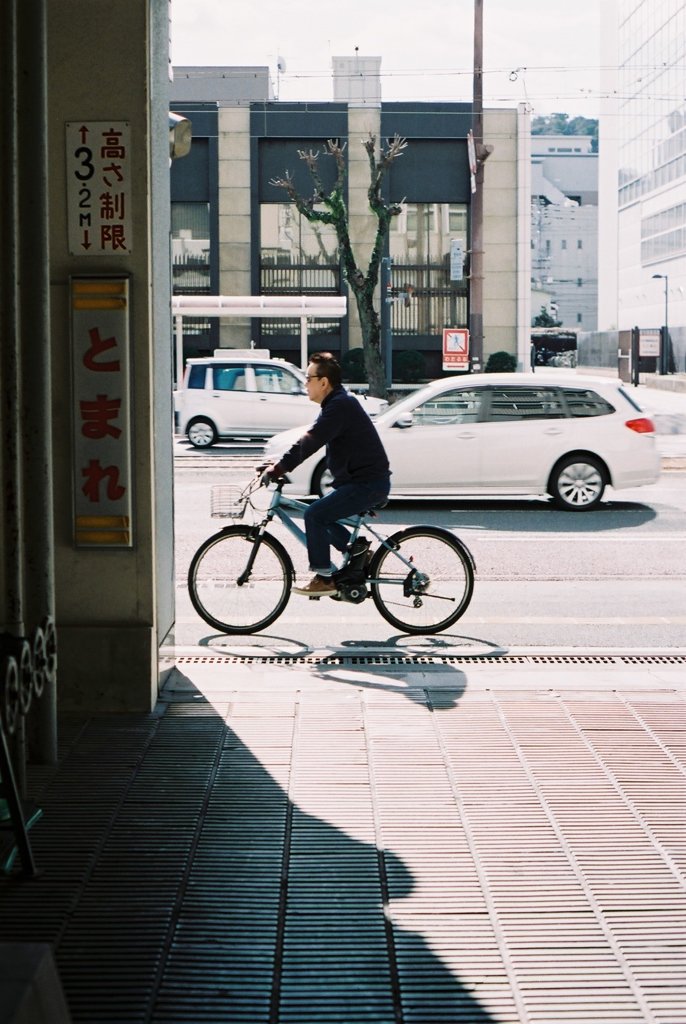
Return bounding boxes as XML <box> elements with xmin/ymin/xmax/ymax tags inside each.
<box><xmin>187</xmin><ymin>418</ymin><xmax>218</xmax><ymax>448</ymax></box>
<box><xmin>549</xmin><ymin>455</ymin><xmax>606</xmax><ymax>511</ymax></box>
<box><xmin>312</xmin><ymin>461</ymin><xmax>334</xmax><ymax>497</ymax></box>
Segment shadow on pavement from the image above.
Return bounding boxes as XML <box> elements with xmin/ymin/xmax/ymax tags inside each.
<box><xmin>0</xmin><ymin>669</ymin><xmax>501</xmax><ymax>1022</ymax></box>
<box><xmin>384</xmin><ymin>497</ymin><xmax>658</xmax><ymax>532</ymax></box>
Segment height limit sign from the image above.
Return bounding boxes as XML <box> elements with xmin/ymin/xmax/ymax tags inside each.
<box><xmin>66</xmin><ymin>122</ymin><xmax>132</xmax><ymax>256</ymax></box>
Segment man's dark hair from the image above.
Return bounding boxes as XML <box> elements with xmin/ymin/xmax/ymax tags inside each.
<box><xmin>310</xmin><ymin>351</ymin><xmax>342</xmax><ymax>389</ymax></box>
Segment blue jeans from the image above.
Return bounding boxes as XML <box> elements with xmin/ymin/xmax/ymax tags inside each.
<box><xmin>304</xmin><ymin>477</ymin><xmax>391</xmax><ymax>576</ymax></box>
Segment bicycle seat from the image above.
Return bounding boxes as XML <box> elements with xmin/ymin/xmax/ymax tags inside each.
<box><xmin>363</xmin><ymin>500</ymin><xmax>388</xmax><ymax>517</ymax></box>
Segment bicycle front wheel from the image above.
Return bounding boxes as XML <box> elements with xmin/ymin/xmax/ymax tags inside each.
<box><xmin>188</xmin><ymin>527</ymin><xmax>293</xmax><ymax>634</ymax></box>
<box><xmin>369</xmin><ymin>526</ymin><xmax>474</xmax><ymax>635</ymax></box>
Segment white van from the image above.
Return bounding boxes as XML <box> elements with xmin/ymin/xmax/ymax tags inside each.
<box><xmin>174</xmin><ymin>350</ymin><xmax>388</xmax><ymax>448</ymax></box>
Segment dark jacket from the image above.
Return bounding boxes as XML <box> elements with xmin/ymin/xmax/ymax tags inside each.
<box><xmin>275</xmin><ymin>386</ymin><xmax>390</xmax><ymax>487</ymax></box>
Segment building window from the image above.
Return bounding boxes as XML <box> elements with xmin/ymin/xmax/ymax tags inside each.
<box><xmin>577</xmin><ymin>239</ymin><xmax>583</xmax><ymax>249</ymax></box>
<box><xmin>171</xmin><ymin>202</ymin><xmax>212</xmax><ymax>350</ymax></box>
<box><xmin>388</xmin><ymin>202</ymin><xmax>469</xmax><ymax>337</ymax></box>
<box><xmin>561</xmin><ymin>239</ymin><xmax>567</xmax><ymax>250</ymax></box>
<box><xmin>259</xmin><ymin>203</ymin><xmax>340</xmax><ymax>339</ymax></box>
<box><xmin>171</xmin><ymin>202</ymin><xmax>210</xmax><ymax>294</ymax></box>
<box><xmin>260</xmin><ymin>203</ymin><xmax>340</xmax><ymax>295</ymax></box>
<box><xmin>448</xmin><ymin>205</ymin><xmax>468</xmax><ymax>233</ymax></box>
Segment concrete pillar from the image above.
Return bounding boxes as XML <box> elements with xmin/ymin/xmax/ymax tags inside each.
<box><xmin>46</xmin><ymin>0</ymin><xmax>173</xmax><ymax>712</ymax></box>
<box><xmin>346</xmin><ymin>107</ymin><xmax>382</xmax><ymax>351</ymax></box>
<box><xmin>482</xmin><ymin>108</ymin><xmax>520</xmax><ymax>361</ymax></box>
<box><xmin>218</xmin><ymin>106</ymin><xmax>252</xmax><ymax>348</ymax></box>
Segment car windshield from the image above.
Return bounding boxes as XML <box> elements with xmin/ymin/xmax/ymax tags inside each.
<box><xmin>375</xmin><ymin>386</ymin><xmax>436</xmax><ymax>424</ymax></box>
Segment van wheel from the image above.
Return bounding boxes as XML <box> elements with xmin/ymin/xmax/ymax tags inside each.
<box><xmin>187</xmin><ymin>418</ymin><xmax>217</xmax><ymax>448</ymax></box>
<box><xmin>312</xmin><ymin>461</ymin><xmax>334</xmax><ymax>497</ymax></box>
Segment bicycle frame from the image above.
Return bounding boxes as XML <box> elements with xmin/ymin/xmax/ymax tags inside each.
<box><xmin>242</xmin><ymin>481</ymin><xmax>418</xmax><ymax>584</ymax></box>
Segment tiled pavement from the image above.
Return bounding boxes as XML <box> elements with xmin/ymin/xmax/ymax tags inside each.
<box><xmin>1</xmin><ymin>654</ymin><xmax>685</xmax><ymax>1024</ymax></box>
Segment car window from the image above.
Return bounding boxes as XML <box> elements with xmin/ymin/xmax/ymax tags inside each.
<box><xmin>486</xmin><ymin>387</ymin><xmax>566</xmax><ymax>421</ymax></box>
<box><xmin>213</xmin><ymin>366</ymin><xmax>247</xmax><ymax>392</ymax></box>
<box><xmin>562</xmin><ymin>388</ymin><xmax>615</xmax><ymax>417</ymax></box>
<box><xmin>254</xmin><ymin>366</ymin><xmax>302</xmax><ymax>395</ymax></box>
<box><xmin>411</xmin><ymin>389</ymin><xmax>483</xmax><ymax>426</ymax></box>
<box><xmin>187</xmin><ymin>365</ymin><xmax>207</xmax><ymax>389</ymax></box>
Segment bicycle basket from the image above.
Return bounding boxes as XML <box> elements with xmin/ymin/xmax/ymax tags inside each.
<box><xmin>211</xmin><ymin>485</ymin><xmax>249</xmax><ymax>519</ymax></box>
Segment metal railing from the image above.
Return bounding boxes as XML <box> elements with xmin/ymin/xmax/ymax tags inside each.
<box><xmin>390</xmin><ymin>262</ymin><xmax>468</xmax><ymax>336</ymax></box>
<box><xmin>260</xmin><ymin>263</ymin><xmax>341</xmax><ymax>295</ymax></box>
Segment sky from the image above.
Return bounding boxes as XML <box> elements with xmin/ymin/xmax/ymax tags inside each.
<box><xmin>171</xmin><ymin>0</ymin><xmax>603</xmax><ymax>120</ymax></box>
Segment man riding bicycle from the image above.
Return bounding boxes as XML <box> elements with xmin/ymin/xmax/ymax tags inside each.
<box><xmin>262</xmin><ymin>351</ymin><xmax>391</xmax><ymax>596</ymax></box>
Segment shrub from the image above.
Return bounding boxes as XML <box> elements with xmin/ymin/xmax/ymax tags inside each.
<box><xmin>341</xmin><ymin>348</ymin><xmax>366</xmax><ymax>382</ymax></box>
<box><xmin>485</xmin><ymin>350</ymin><xmax>517</xmax><ymax>373</ymax></box>
<box><xmin>394</xmin><ymin>350</ymin><xmax>426</xmax><ymax>383</ymax></box>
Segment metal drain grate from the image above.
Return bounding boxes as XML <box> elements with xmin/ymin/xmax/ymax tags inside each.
<box><xmin>165</xmin><ymin>652</ymin><xmax>686</xmax><ymax>667</ymax></box>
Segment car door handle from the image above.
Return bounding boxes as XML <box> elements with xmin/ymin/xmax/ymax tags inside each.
<box><xmin>543</xmin><ymin>427</ymin><xmax>564</xmax><ymax>435</ymax></box>
<box><xmin>457</xmin><ymin>431</ymin><xmax>476</xmax><ymax>439</ymax></box>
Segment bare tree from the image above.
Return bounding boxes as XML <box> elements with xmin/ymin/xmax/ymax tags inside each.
<box><xmin>270</xmin><ymin>133</ymin><xmax>407</xmax><ymax>397</ymax></box>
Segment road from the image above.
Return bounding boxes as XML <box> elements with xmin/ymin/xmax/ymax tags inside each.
<box><xmin>171</xmin><ymin>446</ymin><xmax>686</xmax><ymax>653</ymax></box>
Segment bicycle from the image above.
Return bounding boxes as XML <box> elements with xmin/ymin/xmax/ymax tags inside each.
<box><xmin>188</xmin><ymin>472</ymin><xmax>476</xmax><ymax>636</ymax></box>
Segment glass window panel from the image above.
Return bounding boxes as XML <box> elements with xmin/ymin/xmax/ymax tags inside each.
<box><xmin>260</xmin><ymin>203</ymin><xmax>339</xmax><ymax>294</ymax></box>
<box><xmin>254</xmin><ymin>366</ymin><xmax>302</xmax><ymax>394</ymax></box>
<box><xmin>411</xmin><ymin>390</ymin><xmax>483</xmax><ymax>426</ymax></box>
<box><xmin>171</xmin><ymin>202</ymin><xmax>211</xmax><ymax>294</ymax></box>
<box><xmin>487</xmin><ymin>388</ymin><xmax>566</xmax><ymax>421</ymax></box>
<box><xmin>562</xmin><ymin>388</ymin><xmax>614</xmax><ymax>417</ymax></box>
<box><xmin>213</xmin><ymin>366</ymin><xmax>247</xmax><ymax>392</ymax></box>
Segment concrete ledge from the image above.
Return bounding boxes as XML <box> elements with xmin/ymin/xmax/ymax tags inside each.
<box><xmin>0</xmin><ymin>944</ymin><xmax>71</xmax><ymax>1024</ymax></box>
<box><xmin>57</xmin><ymin>625</ymin><xmax>157</xmax><ymax>713</ymax></box>
<box><xmin>643</xmin><ymin>373</ymin><xmax>686</xmax><ymax>393</ymax></box>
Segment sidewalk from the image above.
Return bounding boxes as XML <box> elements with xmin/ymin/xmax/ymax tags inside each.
<box><xmin>1</xmin><ymin>652</ymin><xmax>685</xmax><ymax>1024</ymax></box>
<box><xmin>637</xmin><ymin>378</ymin><xmax>686</xmax><ymax>465</ymax></box>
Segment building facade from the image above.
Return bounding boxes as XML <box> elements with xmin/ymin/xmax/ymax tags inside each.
<box><xmin>531</xmin><ymin>135</ymin><xmax>598</xmax><ymax>331</ymax></box>
<box><xmin>599</xmin><ymin>0</ymin><xmax>686</xmax><ymax>355</ymax></box>
<box><xmin>170</xmin><ymin>66</ymin><xmax>532</xmax><ymax>379</ymax></box>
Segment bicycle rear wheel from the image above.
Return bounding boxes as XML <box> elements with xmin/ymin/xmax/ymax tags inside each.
<box><xmin>369</xmin><ymin>526</ymin><xmax>474</xmax><ymax>634</ymax></box>
<box><xmin>188</xmin><ymin>527</ymin><xmax>293</xmax><ymax>634</ymax></box>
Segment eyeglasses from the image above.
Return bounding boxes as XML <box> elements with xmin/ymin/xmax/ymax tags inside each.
<box><xmin>305</xmin><ymin>374</ymin><xmax>322</xmax><ymax>382</ymax></box>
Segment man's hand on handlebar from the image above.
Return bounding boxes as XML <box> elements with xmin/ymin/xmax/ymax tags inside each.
<box><xmin>256</xmin><ymin>462</ymin><xmax>283</xmax><ymax>486</ymax></box>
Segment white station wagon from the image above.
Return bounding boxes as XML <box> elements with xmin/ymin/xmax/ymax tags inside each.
<box><xmin>264</xmin><ymin>373</ymin><xmax>661</xmax><ymax>511</ymax></box>
<box><xmin>175</xmin><ymin>351</ymin><xmax>388</xmax><ymax>447</ymax></box>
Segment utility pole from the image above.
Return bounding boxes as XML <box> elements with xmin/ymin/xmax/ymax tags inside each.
<box><xmin>469</xmin><ymin>0</ymin><xmax>491</xmax><ymax>372</ymax></box>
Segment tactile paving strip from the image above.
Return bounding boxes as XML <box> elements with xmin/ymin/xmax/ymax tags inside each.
<box><xmin>168</xmin><ymin>653</ymin><xmax>686</xmax><ymax>666</ymax></box>
<box><xmin>0</xmin><ymin>682</ymin><xmax>684</xmax><ymax>1023</ymax></box>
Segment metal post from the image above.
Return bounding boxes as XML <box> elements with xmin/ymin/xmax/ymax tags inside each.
<box><xmin>300</xmin><ymin>316</ymin><xmax>308</xmax><ymax>370</ymax></box>
<box><xmin>652</xmin><ymin>273</ymin><xmax>669</xmax><ymax>375</ymax></box>
<box><xmin>175</xmin><ymin>314</ymin><xmax>185</xmax><ymax>387</ymax></box>
<box><xmin>381</xmin><ymin>257</ymin><xmax>393</xmax><ymax>390</ymax></box>
<box><xmin>663</xmin><ymin>278</ymin><xmax>669</xmax><ymax>375</ymax></box>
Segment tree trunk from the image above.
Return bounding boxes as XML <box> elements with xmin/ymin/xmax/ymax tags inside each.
<box><xmin>351</xmin><ymin>286</ymin><xmax>387</xmax><ymax>397</ymax></box>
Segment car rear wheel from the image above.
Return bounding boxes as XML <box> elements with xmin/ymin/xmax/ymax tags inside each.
<box><xmin>550</xmin><ymin>455</ymin><xmax>606</xmax><ymax>511</ymax></box>
<box><xmin>187</xmin><ymin>418</ymin><xmax>218</xmax><ymax>448</ymax></box>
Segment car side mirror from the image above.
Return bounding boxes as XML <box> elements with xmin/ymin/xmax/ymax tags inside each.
<box><xmin>393</xmin><ymin>412</ymin><xmax>414</xmax><ymax>429</ymax></box>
